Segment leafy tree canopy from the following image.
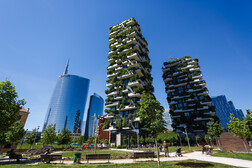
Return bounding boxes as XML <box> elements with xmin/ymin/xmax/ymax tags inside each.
<box><xmin>41</xmin><ymin>124</ymin><xmax>57</xmax><ymax>145</ymax></box>
<box><xmin>57</xmin><ymin>127</ymin><xmax>72</xmax><ymax>145</ymax></box>
<box><xmin>207</xmin><ymin>118</ymin><xmax>223</xmax><ymax>139</ymax></box>
<box><xmin>0</xmin><ymin>80</ymin><xmax>26</xmax><ymax>134</ymax></box>
<box><xmin>5</xmin><ymin>122</ymin><xmax>26</xmax><ymax>145</ymax></box>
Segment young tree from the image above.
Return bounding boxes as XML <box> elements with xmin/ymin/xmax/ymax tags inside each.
<box><xmin>57</xmin><ymin>128</ymin><xmax>72</xmax><ymax>146</ymax></box>
<box><xmin>5</xmin><ymin>122</ymin><xmax>26</xmax><ymax>146</ymax></box>
<box><xmin>137</xmin><ymin>93</ymin><xmax>165</xmax><ymax>166</ymax></box>
<box><xmin>122</xmin><ymin>116</ymin><xmax>127</xmax><ymax>127</ymax></box>
<box><xmin>207</xmin><ymin>118</ymin><xmax>223</xmax><ymax>146</ymax></box>
<box><xmin>195</xmin><ymin>135</ymin><xmax>201</xmax><ymax>146</ymax></box>
<box><xmin>0</xmin><ymin>80</ymin><xmax>26</xmax><ymax>134</ymax></box>
<box><xmin>77</xmin><ymin>135</ymin><xmax>84</xmax><ymax>146</ymax></box>
<box><xmin>123</xmin><ymin>135</ymin><xmax>128</xmax><ymax>145</ymax></box>
<box><xmin>41</xmin><ymin>124</ymin><xmax>57</xmax><ymax>145</ymax></box>
<box><xmin>140</xmin><ymin>136</ymin><xmax>145</xmax><ymax>145</ymax></box>
<box><xmin>204</xmin><ymin>134</ymin><xmax>210</xmax><ymax>145</ymax></box>
<box><xmin>130</xmin><ymin>136</ymin><xmax>135</xmax><ymax>145</ymax></box>
<box><xmin>228</xmin><ymin>114</ymin><xmax>252</xmax><ymax>153</ymax></box>
<box><xmin>25</xmin><ymin>128</ymin><xmax>40</xmax><ymax>148</ymax></box>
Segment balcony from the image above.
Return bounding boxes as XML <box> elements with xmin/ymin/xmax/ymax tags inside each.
<box><xmin>109</xmin><ymin>38</ymin><xmax>115</xmax><ymax>42</ymax></box>
<box><xmin>181</xmin><ymin>64</ymin><xmax>194</xmax><ymax>70</ymax></box>
<box><xmin>174</xmin><ymin>108</ymin><xmax>194</xmax><ymax>113</ymax></box>
<box><xmin>185</xmin><ymin>57</ymin><xmax>192</xmax><ymax>61</ymax></box>
<box><xmin>127</xmin><ymin>38</ymin><xmax>137</xmax><ymax>44</ymax></box>
<box><xmin>106</xmin><ymin>91</ymin><xmax>117</xmax><ymax>96</ymax></box>
<box><xmin>126</xmin><ymin>19</ymin><xmax>135</xmax><ymax>25</ymax></box>
<box><xmin>111</xmin><ymin>42</ymin><xmax>118</xmax><ymax>47</ymax></box>
<box><xmin>187</xmin><ymin>88</ymin><xmax>203</xmax><ymax>93</ymax></box>
<box><xmin>109</xmin><ymin>30</ymin><xmax>118</xmax><ymax>36</ymax></box>
<box><xmin>115</xmin><ymin>59</ymin><xmax>122</xmax><ymax>63</ymax></box>
<box><xmin>162</xmin><ymin>67</ymin><xmax>170</xmax><ymax>73</ymax></box>
<box><xmin>127</xmin><ymin>53</ymin><xmax>142</xmax><ymax>61</ymax></box>
<box><xmin>197</xmin><ymin>106</ymin><xmax>209</xmax><ymax>110</ymax></box>
<box><xmin>116</xmin><ymin>43</ymin><xmax>123</xmax><ymax>48</ymax></box>
<box><xmin>193</xmin><ymin>130</ymin><xmax>204</xmax><ymax>132</ymax></box>
<box><xmin>166</xmin><ymin>89</ymin><xmax>175</xmax><ymax>94</ymax></box>
<box><xmin>118</xmin><ymin>48</ymin><xmax>129</xmax><ymax>54</ymax></box>
<box><xmin>122</xmin><ymin>88</ymin><xmax>130</xmax><ymax>93</ymax></box>
<box><xmin>169</xmin><ymin>101</ymin><xmax>177</xmax><ymax>105</ymax></box>
<box><xmin>128</xmin><ymin>92</ymin><xmax>141</xmax><ymax>98</ymax></box>
<box><xmin>177</xmin><ymin>124</ymin><xmax>187</xmax><ymax>127</ymax></box>
<box><xmin>106</xmin><ymin>101</ymin><xmax>119</xmax><ymax>108</ymax></box>
<box><xmin>186</xmin><ymin>98</ymin><xmax>194</xmax><ymax>102</ymax></box>
<box><xmin>108</xmin><ymin>58</ymin><xmax>114</xmax><ymax>63</ymax></box>
<box><xmin>171</xmin><ymin>115</ymin><xmax>180</xmax><ymax>119</ymax></box>
<box><xmin>127</xmin><ymin>31</ymin><xmax>136</xmax><ymax>38</ymax></box>
<box><xmin>133</xmin><ymin>117</ymin><xmax>140</xmax><ymax>122</ymax></box>
<box><xmin>192</xmin><ymin>74</ymin><xmax>202</xmax><ymax>80</ymax></box>
<box><xmin>173</xmin><ymin>71</ymin><xmax>182</xmax><ymax>76</ymax></box>
<box><xmin>204</xmin><ymin>111</ymin><xmax>216</xmax><ymax>116</ymax></box>
<box><xmin>198</xmin><ymin>91</ymin><xmax>208</xmax><ymax>96</ymax></box>
<box><xmin>200</xmin><ymin>101</ymin><xmax>212</xmax><ymax>106</ymax></box>
<box><xmin>104</xmin><ymin>114</ymin><xmax>114</xmax><ymax>119</ymax></box>
<box><xmin>189</xmin><ymin>67</ymin><xmax>200</xmax><ymax>72</ymax></box>
<box><xmin>120</xmin><ymin>105</ymin><xmax>137</xmax><ymax>111</ymax></box>
<box><xmin>107</xmin><ymin>73</ymin><xmax>117</xmax><ymax>78</ymax></box>
<box><xmin>118</xmin><ymin>72</ymin><xmax>134</xmax><ymax>79</ymax></box>
<box><xmin>122</xmin><ymin>127</ymin><xmax>131</xmax><ymax>130</ymax></box>
<box><xmin>106</xmin><ymin>83</ymin><xmax>113</xmax><ymax>87</ymax></box>
<box><xmin>127</xmin><ymin>61</ymin><xmax>141</xmax><ymax>69</ymax></box>
<box><xmin>128</xmin><ymin>80</ymin><xmax>144</xmax><ymax>88</ymax></box>
<box><xmin>104</xmin><ymin>126</ymin><xmax>117</xmax><ymax>131</ymax></box>
<box><xmin>115</xmin><ymin>66</ymin><xmax>123</xmax><ymax>71</ymax></box>
<box><xmin>107</xmin><ymin>64</ymin><xmax>118</xmax><ymax>70</ymax></box>
<box><xmin>188</xmin><ymin>60</ymin><xmax>197</xmax><ymax>65</ymax></box>
<box><xmin>174</xmin><ymin>82</ymin><xmax>187</xmax><ymax>88</ymax></box>
<box><xmin>194</xmin><ymin>117</ymin><xmax>211</xmax><ymax>121</ymax></box>
<box><xmin>114</xmin><ymin>96</ymin><xmax>123</xmax><ymax>100</ymax></box>
<box><xmin>164</xmin><ymin>78</ymin><xmax>172</xmax><ymax>83</ymax></box>
<box><xmin>165</xmin><ymin>62</ymin><xmax>179</xmax><ymax>68</ymax></box>
<box><xmin>135</xmin><ymin>69</ymin><xmax>144</xmax><ymax>77</ymax></box>
<box><xmin>108</xmin><ymin>50</ymin><xmax>117</xmax><ymax>55</ymax></box>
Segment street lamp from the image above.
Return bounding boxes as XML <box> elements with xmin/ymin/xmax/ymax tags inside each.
<box><xmin>31</xmin><ymin>126</ymin><xmax>40</xmax><ymax>149</ymax></box>
<box><xmin>184</xmin><ymin>126</ymin><xmax>191</xmax><ymax>150</ymax></box>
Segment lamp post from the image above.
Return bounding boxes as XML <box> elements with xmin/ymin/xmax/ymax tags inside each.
<box><xmin>184</xmin><ymin>126</ymin><xmax>191</xmax><ymax>150</ymax></box>
<box><xmin>31</xmin><ymin>126</ymin><xmax>40</xmax><ymax>149</ymax></box>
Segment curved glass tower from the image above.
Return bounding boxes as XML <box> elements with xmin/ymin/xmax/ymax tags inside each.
<box><xmin>43</xmin><ymin>60</ymin><xmax>90</xmax><ymax>135</ymax></box>
<box><xmin>84</xmin><ymin>93</ymin><xmax>104</xmax><ymax>140</ymax></box>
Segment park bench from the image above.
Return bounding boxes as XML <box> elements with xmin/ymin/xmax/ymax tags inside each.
<box><xmin>86</xmin><ymin>153</ymin><xmax>111</xmax><ymax>163</ymax></box>
<box><xmin>40</xmin><ymin>154</ymin><xmax>64</xmax><ymax>164</ymax></box>
<box><xmin>9</xmin><ymin>154</ymin><xmax>26</xmax><ymax>163</ymax></box>
<box><xmin>132</xmin><ymin>152</ymin><xmax>155</xmax><ymax>161</ymax></box>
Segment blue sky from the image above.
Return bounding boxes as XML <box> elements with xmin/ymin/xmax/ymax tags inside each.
<box><xmin>0</xmin><ymin>0</ymin><xmax>251</xmax><ymax>131</ymax></box>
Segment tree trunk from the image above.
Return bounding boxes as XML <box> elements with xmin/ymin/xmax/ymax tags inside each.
<box><xmin>155</xmin><ymin>137</ymin><xmax>160</xmax><ymax>167</ymax></box>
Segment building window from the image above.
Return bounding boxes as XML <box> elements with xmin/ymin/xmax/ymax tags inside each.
<box><xmin>17</xmin><ymin>115</ymin><xmax>22</xmax><ymax>121</ymax></box>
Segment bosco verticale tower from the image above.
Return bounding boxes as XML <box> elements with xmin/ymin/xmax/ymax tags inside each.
<box><xmin>104</xmin><ymin>18</ymin><xmax>153</xmax><ymax>143</ymax></box>
<box><xmin>162</xmin><ymin>56</ymin><xmax>217</xmax><ymax>138</ymax></box>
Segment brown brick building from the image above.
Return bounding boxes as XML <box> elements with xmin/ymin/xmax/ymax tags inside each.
<box><xmin>97</xmin><ymin>116</ymin><xmax>110</xmax><ymax>143</ymax></box>
<box><xmin>18</xmin><ymin>108</ymin><xmax>30</xmax><ymax>127</ymax></box>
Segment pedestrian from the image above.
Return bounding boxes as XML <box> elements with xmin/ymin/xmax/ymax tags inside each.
<box><xmin>202</xmin><ymin>145</ymin><xmax>206</xmax><ymax>154</ymax></box>
<box><xmin>159</xmin><ymin>144</ymin><xmax>162</xmax><ymax>152</ymax></box>
<box><xmin>163</xmin><ymin>141</ymin><xmax>169</xmax><ymax>157</ymax></box>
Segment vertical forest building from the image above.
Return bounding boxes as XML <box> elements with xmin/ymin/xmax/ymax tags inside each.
<box><xmin>104</xmin><ymin>18</ymin><xmax>153</xmax><ymax>143</ymax></box>
<box><xmin>162</xmin><ymin>56</ymin><xmax>217</xmax><ymax>137</ymax></box>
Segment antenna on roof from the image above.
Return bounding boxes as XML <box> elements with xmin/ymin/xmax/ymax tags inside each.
<box><xmin>63</xmin><ymin>58</ymin><xmax>70</xmax><ymax>75</ymax></box>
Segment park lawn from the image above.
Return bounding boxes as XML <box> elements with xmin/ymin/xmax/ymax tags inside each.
<box><xmin>58</xmin><ymin>149</ymin><xmax>128</xmax><ymax>158</ymax></box>
<box><xmin>0</xmin><ymin>160</ymin><xmax>239</xmax><ymax>168</ymax></box>
<box><xmin>17</xmin><ymin>143</ymin><xmax>72</xmax><ymax>150</ymax></box>
<box><xmin>212</xmin><ymin>150</ymin><xmax>252</xmax><ymax>161</ymax></box>
<box><xmin>137</xmin><ymin>146</ymin><xmax>202</xmax><ymax>153</ymax></box>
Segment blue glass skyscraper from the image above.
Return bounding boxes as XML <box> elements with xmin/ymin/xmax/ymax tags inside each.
<box><xmin>211</xmin><ymin>95</ymin><xmax>244</xmax><ymax>130</ymax></box>
<box><xmin>84</xmin><ymin>93</ymin><xmax>104</xmax><ymax>140</ymax></box>
<box><xmin>43</xmin><ymin>60</ymin><xmax>90</xmax><ymax>135</ymax></box>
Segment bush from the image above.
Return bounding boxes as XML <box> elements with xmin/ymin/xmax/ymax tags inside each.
<box><xmin>122</xmin><ymin>145</ymin><xmax>128</xmax><ymax>148</ymax></box>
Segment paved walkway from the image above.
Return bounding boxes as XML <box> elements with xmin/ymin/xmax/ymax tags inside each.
<box><xmin>1</xmin><ymin>150</ymin><xmax>251</xmax><ymax>167</ymax></box>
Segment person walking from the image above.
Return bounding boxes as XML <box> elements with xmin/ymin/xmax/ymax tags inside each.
<box><xmin>163</xmin><ymin>141</ymin><xmax>169</xmax><ymax>157</ymax></box>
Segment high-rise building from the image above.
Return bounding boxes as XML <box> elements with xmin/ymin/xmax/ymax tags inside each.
<box><xmin>42</xmin><ymin>60</ymin><xmax>90</xmax><ymax>135</ymax></box>
<box><xmin>84</xmin><ymin>93</ymin><xmax>104</xmax><ymax>140</ymax></box>
<box><xmin>211</xmin><ymin>95</ymin><xmax>244</xmax><ymax>129</ymax></box>
<box><xmin>163</xmin><ymin>109</ymin><xmax>173</xmax><ymax>131</ymax></box>
<box><xmin>162</xmin><ymin>56</ymin><xmax>217</xmax><ymax>137</ymax></box>
<box><xmin>104</xmin><ymin>18</ymin><xmax>153</xmax><ymax>142</ymax></box>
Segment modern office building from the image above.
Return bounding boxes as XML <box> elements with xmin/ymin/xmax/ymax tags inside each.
<box><xmin>84</xmin><ymin>93</ymin><xmax>104</xmax><ymax>140</ymax></box>
<box><xmin>42</xmin><ymin>60</ymin><xmax>90</xmax><ymax>135</ymax></box>
<box><xmin>163</xmin><ymin>109</ymin><xmax>173</xmax><ymax>131</ymax></box>
<box><xmin>104</xmin><ymin>18</ymin><xmax>153</xmax><ymax>142</ymax></box>
<box><xmin>211</xmin><ymin>95</ymin><xmax>244</xmax><ymax>130</ymax></box>
<box><xmin>162</xmin><ymin>56</ymin><xmax>217</xmax><ymax>137</ymax></box>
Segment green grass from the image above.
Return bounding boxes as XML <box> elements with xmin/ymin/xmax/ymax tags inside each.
<box><xmin>212</xmin><ymin>150</ymin><xmax>252</xmax><ymax>161</ymax></box>
<box><xmin>58</xmin><ymin>149</ymin><xmax>128</xmax><ymax>159</ymax></box>
<box><xmin>0</xmin><ymin>160</ymin><xmax>240</xmax><ymax>168</ymax></box>
<box><xmin>137</xmin><ymin>146</ymin><xmax>202</xmax><ymax>153</ymax></box>
<box><xmin>17</xmin><ymin>143</ymin><xmax>72</xmax><ymax>150</ymax></box>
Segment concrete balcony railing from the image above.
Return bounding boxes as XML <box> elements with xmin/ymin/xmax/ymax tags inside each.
<box><xmin>108</xmin><ymin>50</ymin><xmax>117</xmax><ymax>55</ymax></box>
<box><xmin>118</xmin><ymin>72</ymin><xmax>134</xmax><ymax>79</ymax></box>
<box><xmin>188</xmin><ymin>60</ymin><xmax>197</xmax><ymax>65</ymax></box>
<box><xmin>119</xmin><ymin>105</ymin><xmax>137</xmax><ymax>111</ymax></box>
<box><xmin>169</xmin><ymin>101</ymin><xmax>177</xmax><ymax>105</ymax></box>
<box><xmin>128</xmin><ymin>92</ymin><xmax>141</xmax><ymax>98</ymax></box>
<box><xmin>114</xmin><ymin>96</ymin><xmax>123</xmax><ymax>100</ymax></box>
<box><xmin>173</xmin><ymin>82</ymin><xmax>187</xmax><ymax>88</ymax></box>
<box><xmin>127</xmin><ymin>53</ymin><xmax>142</xmax><ymax>61</ymax></box>
<box><xmin>115</xmin><ymin>67</ymin><xmax>123</xmax><ymax>71</ymax></box>
<box><xmin>197</xmin><ymin>106</ymin><xmax>209</xmax><ymax>110</ymax></box>
<box><xmin>110</xmin><ymin>42</ymin><xmax>118</xmax><ymax>47</ymax></box>
<box><xmin>162</xmin><ymin>67</ymin><xmax>170</xmax><ymax>73</ymax></box>
<box><xmin>171</xmin><ymin>115</ymin><xmax>180</xmax><ymax>119</ymax></box>
<box><xmin>104</xmin><ymin>114</ymin><xmax>114</xmax><ymax>119</ymax></box>
<box><xmin>174</xmin><ymin>108</ymin><xmax>194</xmax><ymax>113</ymax></box>
<box><xmin>126</xmin><ymin>38</ymin><xmax>137</xmax><ymax>44</ymax></box>
<box><xmin>198</xmin><ymin>91</ymin><xmax>208</xmax><ymax>96</ymax></box>
<box><xmin>200</xmin><ymin>101</ymin><xmax>212</xmax><ymax>106</ymax></box>
<box><xmin>128</xmin><ymin>80</ymin><xmax>144</xmax><ymax>88</ymax></box>
<box><xmin>189</xmin><ymin>67</ymin><xmax>200</xmax><ymax>72</ymax></box>
<box><xmin>164</xmin><ymin>78</ymin><xmax>172</xmax><ymax>83</ymax></box>
<box><xmin>204</xmin><ymin>111</ymin><xmax>216</xmax><ymax>116</ymax></box>
<box><xmin>177</xmin><ymin>124</ymin><xmax>187</xmax><ymax>127</ymax></box>
<box><xmin>107</xmin><ymin>64</ymin><xmax>118</xmax><ymax>70</ymax></box>
<box><xmin>107</xmin><ymin>72</ymin><xmax>117</xmax><ymax>78</ymax></box>
<box><xmin>194</xmin><ymin>117</ymin><xmax>210</xmax><ymax>121</ymax></box>
<box><xmin>106</xmin><ymin>101</ymin><xmax>119</xmax><ymax>108</ymax></box>
<box><xmin>166</xmin><ymin>89</ymin><xmax>175</xmax><ymax>94</ymax></box>
<box><xmin>181</xmin><ymin>64</ymin><xmax>194</xmax><ymax>70</ymax></box>
<box><xmin>126</xmin><ymin>19</ymin><xmax>135</xmax><ymax>25</ymax></box>
<box><xmin>106</xmin><ymin>91</ymin><xmax>117</xmax><ymax>96</ymax></box>
<box><xmin>165</xmin><ymin>62</ymin><xmax>179</xmax><ymax>68</ymax></box>
<box><xmin>106</xmin><ymin>83</ymin><xmax>113</xmax><ymax>87</ymax></box>
<box><xmin>187</xmin><ymin>88</ymin><xmax>203</xmax><ymax>93</ymax></box>
<box><xmin>192</xmin><ymin>74</ymin><xmax>202</xmax><ymax>80</ymax></box>
<box><xmin>135</xmin><ymin>69</ymin><xmax>144</xmax><ymax>77</ymax></box>
<box><xmin>173</xmin><ymin>71</ymin><xmax>182</xmax><ymax>76</ymax></box>
<box><xmin>109</xmin><ymin>30</ymin><xmax>118</xmax><ymax>36</ymax></box>
<box><xmin>108</xmin><ymin>58</ymin><xmax>114</xmax><ymax>63</ymax></box>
